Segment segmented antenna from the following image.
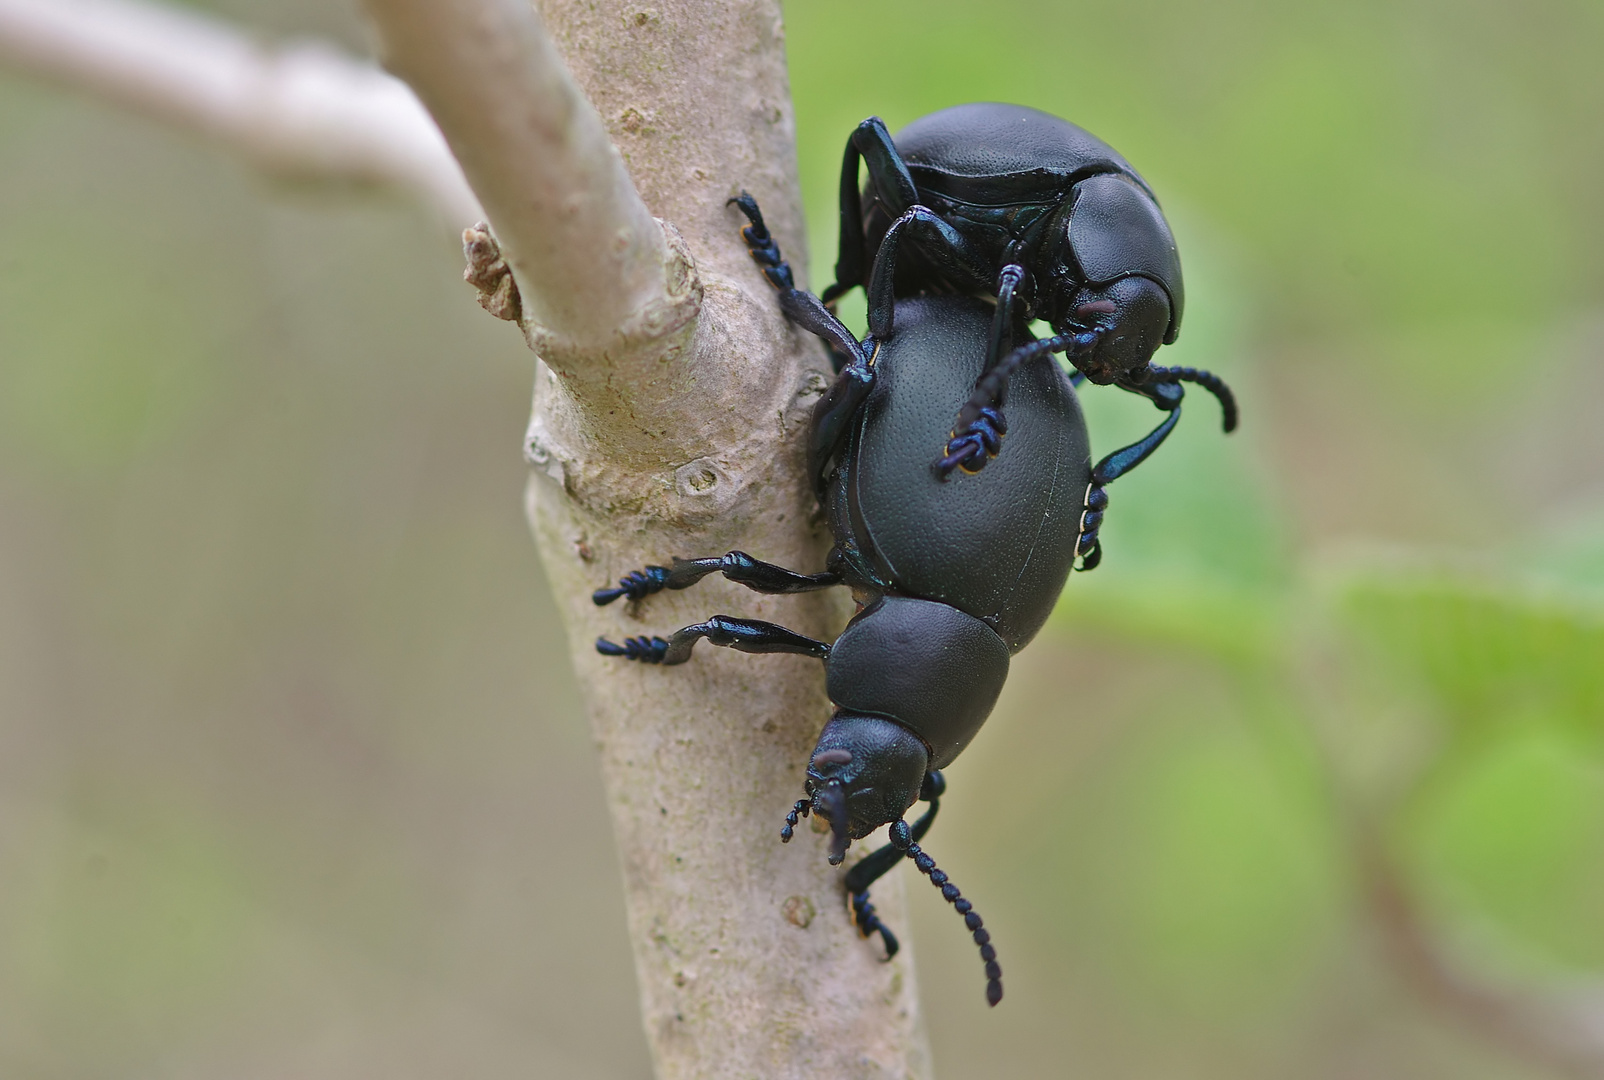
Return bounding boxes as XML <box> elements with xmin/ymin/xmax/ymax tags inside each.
<box><xmin>889</xmin><ymin>819</ymin><xmax>1002</xmax><ymax>1006</ymax></box>
<box><xmin>1146</xmin><ymin>364</ymin><xmax>1238</xmax><ymax>432</ymax></box>
<box><xmin>780</xmin><ymin>798</ymin><xmax>811</xmax><ymax>842</ymax></box>
<box><xmin>953</xmin><ymin>328</ymin><xmax>1104</xmax><ymax>434</ymax></box>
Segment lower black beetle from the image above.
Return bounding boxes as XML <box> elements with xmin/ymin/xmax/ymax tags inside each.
<box><xmin>591</xmin><ymin>194</ymin><xmax>1237</xmax><ymax>1006</ymax></box>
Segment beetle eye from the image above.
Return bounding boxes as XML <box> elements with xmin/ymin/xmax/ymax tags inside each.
<box><xmin>1074</xmin><ymin>299</ymin><xmax>1117</xmax><ymax>320</ymax></box>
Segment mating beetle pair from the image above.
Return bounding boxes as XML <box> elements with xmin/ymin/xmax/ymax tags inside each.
<box><xmin>593</xmin><ymin>104</ymin><xmax>1237</xmax><ymax>1007</ymax></box>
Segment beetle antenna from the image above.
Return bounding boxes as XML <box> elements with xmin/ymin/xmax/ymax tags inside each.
<box><xmin>780</xmin><ymin>797</ymin><xmax>811</xmax><ymax>842</ymax></box>
<box><xmin>938</xmin><ymin>330</ymin><xmax>1104</xmax><ymax>475</ymax></box>
<box><xmin>889</xmin><ymin>819</ymin><xmax>1002</xmax><ymax>1006</ymax></box>
<box><xmin>817</xmin><ymin>781</ymin><xmax>851</xmax><ymax>865</ymax></box>
<box><xmin>1146</xmin><ymin>364</ymin><xmax>1238</xmax><ymax>433</ymax></box>
<box><xmin>954</xmin><ymin>331</ymin><xmax>1098</xmax><ymax>432</ymax></box>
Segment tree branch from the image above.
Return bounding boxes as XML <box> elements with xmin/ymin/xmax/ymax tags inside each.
<box><xmin>1356</xmin><ymin>825</ymin><xmax>1604</xmax><ymax>1079</ymax></box>
<box><xmin>358</xmin><ymin>1</ymin><xmax>932</xmax><ymax>1077</ymax></box>
<box><xmin>363</xmin><ymin>0</ymin><xmax>682</xmax><ymax>358</ymax></box>
<box><xmin>0</xmin><ymin>0</ymin><xmax>480</xmax><ymax>223</ymax></box>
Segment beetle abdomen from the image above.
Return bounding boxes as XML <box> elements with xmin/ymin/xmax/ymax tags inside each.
<box><xmin>826</xmin><ymin>595</ymin><xmax>1009</xmax><ymax>769</ymax></box>
<box><xmin>847</xmin><ymin>296</ymin><xmax>1092</xmax><ymax>651</ymax></box>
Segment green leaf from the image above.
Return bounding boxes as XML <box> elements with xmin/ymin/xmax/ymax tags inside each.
<box><xmin>1337</xmin><ymin>569</ymin><xmax>1604</xmax><ymax>743</ymax></box>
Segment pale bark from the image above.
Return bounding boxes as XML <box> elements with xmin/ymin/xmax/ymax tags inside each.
<box><xmin>0</xmin><ymin>0</ymin><xmax>480</xmax><ymax>222</ymax></box>
<box><xmin>364</xmin><ymin>1</ymin><xmax>933</xmax><ymax>1078</ymax></box>
<box><xmin>0</xmin><ymin>0</ymin><xmax>932</xmax><ymax>1073</ymax></box>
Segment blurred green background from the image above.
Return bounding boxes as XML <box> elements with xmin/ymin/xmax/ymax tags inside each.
<box><xmin>2</xmin><ymin>0</ymin><xmax>1602</xmax><ymax>1076</ymax></box>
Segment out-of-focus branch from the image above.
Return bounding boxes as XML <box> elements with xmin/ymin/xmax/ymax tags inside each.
<box><xmin>361</xmin><ymin>0</ymin><xmax>679</xmax><ymax>359</ymax></box>
<box><xmin>1357</xmin><ymin>827</ymin><xmax>1604</xmax><ymax>1079</ymax></box>
<box><xmin>0</xmin><ymin>0</ymin><xmax>480</xmax><ymax>223</ymax></box>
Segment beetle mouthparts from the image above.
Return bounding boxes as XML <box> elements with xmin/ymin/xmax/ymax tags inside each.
<box><xmin>818</xmin><ymin>782</ymin><xmax>851</xmax><ymax>865</ymax></box>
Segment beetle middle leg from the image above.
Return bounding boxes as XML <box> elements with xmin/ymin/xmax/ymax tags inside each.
<box><xmin>842</xmin><ymin>770</ymin><xmax>944</xmax><ymax>959</ymax></box>
<box><xmin>730</xmin><ymin>191</ymin><xmax>865</xmax><ymax>372</ymax></box>
<box><xmin>1073</xmin><ymin>388</ymin><xmax>1185</xmax><ymax>571</ymax></box>
<box><xmin>822</xmin><ymin>116</ymin><xmax>921</xmax><ymax>306</ymax></box>
<box><xmin>594</xmin><ymin>550</ymin><xmax>841</xmax><ymax>606</ymax></box>
<box><xmin>866</xmin><ymin>206</ymin><xmax>991</xmax><ymax>341</ymax></box>
<box><xmin>596</xmin><ymin>615</ymin><xmax>831</xmax><ymax>666</ymax></box>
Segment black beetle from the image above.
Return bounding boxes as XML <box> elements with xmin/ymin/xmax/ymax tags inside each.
<box><xmin>588</xmin><ymin>194</ymin><xmax>1236</xmax><ymax>1006</ymax></box>
<box><xmin>819</xmin><ymin>102</ymin><xmax>1235</xmax><ymax>475</ymax></box>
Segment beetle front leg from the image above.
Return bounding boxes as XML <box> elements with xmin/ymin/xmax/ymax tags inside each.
<box><xmin>842</xmin><ymin>771</ymin><xmax>944</xmax><ymax>959</ymax></box>
<box><xmin>730</xmin><ymin>192</ymin><xmax>865</xmax><ymax>371</ymax></box>
<box><xmin>1074</xmin><ymin>404</ymin><xmax>1183</xmax><ymax>571</ymax></box>
<box><xmin>809</xmin><ymin>358</ymin><xmax>876</xmax><ymax>494</ymax></box>
<box><xmin>823</xmin><ymin>116</ymin><xmax>921</xmax><ymax>305</ymax></box>
<box><xmin>596</xmin><ymin>615</ymin><xmax>831</xmax><ymax>666</ymax></box>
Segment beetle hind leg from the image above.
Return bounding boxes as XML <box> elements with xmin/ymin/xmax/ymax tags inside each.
<box><xmin>596</xmin><ymin>615</ymin><xmax>830</xmax><ymax>667</ymax></box>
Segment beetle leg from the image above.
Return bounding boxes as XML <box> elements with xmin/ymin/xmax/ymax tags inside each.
<box><xmin>809</xmin><ymin>354</ymin><xmax>877</xmax><ymax>492</ymax></box>
<box><xmin>866</xmin><ymin>206</ymin><xmax>991</xmax><ymax>340</ymax></box>
<box><xmin>984</xmin><ymin>263</ymin><xmax>1029</xmax><ymax>375</ymax></box>
<box><xmin>824</xmin><ymin>117</ymin><xmax>920</xmax><ymax>305</ymax></box>
<box><xmin>1071</xmin><ymin>406</ymin><xmax>1184</xmax><ymax>572</ymax></box>
<box><xmin>730</xmin><ymin>192</ymin><xmax>865</xmax><ymax>372</ymax></box>
<box><xmin>841</xmin><ymin>772</ymin><xmax>943</xmax><ymax>960</ymax></box>
<box><xmin>593</xmin><ymin>551</ymin><xmax>841</xmax><ymax>605</ymax></box>
<box><xmin>596</xmin><ymin>615</ymin><xmax>831</xmax><ymax>667</ymax></box>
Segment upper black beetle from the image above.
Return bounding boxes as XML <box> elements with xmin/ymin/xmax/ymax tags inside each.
<box><xmin>820</xmin><ymin>102</ymin><xmax>1235</xmax><ymax>474</ymax></box>
<box><xmin>589</xmin><ymin>194</ymin><xmax>1236</xmax><ymax>1006</ymax></box>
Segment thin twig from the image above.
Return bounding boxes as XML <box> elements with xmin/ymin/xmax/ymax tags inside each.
<box><xmin>1356</xmin><ymin>825</ymin><xmax>1604</xmax><ymax>1079</ymax></box>
<box><xmin>361</xmin><ymin>0</ymin><xmax>679</xmax><ymax>355</ymax></box>
<box><xmin>0</xmin><ymin>0</ymin><xmax>479</xmax><ymax>222</ymax></box>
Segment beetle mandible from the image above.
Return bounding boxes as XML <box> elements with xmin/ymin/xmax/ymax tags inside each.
<box><xmin>589</xmin><ymin>193</ymin><xmax>1235</xmax><ymax>1005</ymax></box>
<box><xmin>820</xmin><ymin>102</ymin><xmax>1236</xmax><ymax>477</ymax></box>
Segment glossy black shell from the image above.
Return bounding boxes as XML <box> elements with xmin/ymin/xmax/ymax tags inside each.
<box><xmin>865</xmin><ymin>102</ymin><xmax>1184</xmax><ymax>342</ymax></box>
<box><xmin>828</xmin><ymin>294</ymin><xmax>1092</xmax><ymax>653</ymax></box>
<box><xmin>896</xmin><ymin>102</ymin><xmax>1151</xmax><ymax>203</ymax></box>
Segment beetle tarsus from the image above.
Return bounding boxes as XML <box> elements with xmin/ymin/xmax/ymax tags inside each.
<box><xmin>849</xmin><ymin>889</ymin><xmax>900</xmax><ymax>958</ymax></box>
<box><xmin>728</xmin><ymin>191</ymin><xmax>796</xmax><ymax>292</ymax></box>
<box><xmin>598</xmin><ymin>616</ymin><xmax>830</xmax><ymax>669</ymax></box>
<box><xmin>595</xmin><ymin>635</ymin><xmax>671</xmax><ymax>663</ymax></box>
<box><xmin>593</xmin><ymin>565</ymin><xmax>673</xmax><ymax>605</ymax></box>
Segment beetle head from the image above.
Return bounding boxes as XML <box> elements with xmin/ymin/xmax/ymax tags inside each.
<box><xmin>1051</xmin><ymin>275</ymin><xmax>1171</xmax><ymax>385</ymax></box>
<box><xmin>802</xmin><ymin>712</ymin><xmax>929</xmax><ymax>864</ymax></box>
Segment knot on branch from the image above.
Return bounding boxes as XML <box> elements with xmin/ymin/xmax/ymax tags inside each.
<box><xmin>523</xmin><ymin>218</ymin><xmax>703</xmax><ymax>367</ymax></box>
<box><xmin>463</xmin><ymin>222</ymin><xmax>522</xmax><ymax>322</ymax></box>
